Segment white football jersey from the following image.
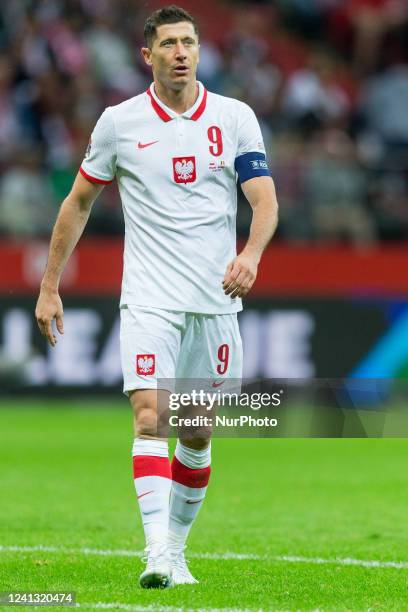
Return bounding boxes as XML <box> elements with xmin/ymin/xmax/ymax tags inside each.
<box><xmin>80</xmin><ymin>81</ymin><xmax>268</xmax><ymax>313</ymax></box>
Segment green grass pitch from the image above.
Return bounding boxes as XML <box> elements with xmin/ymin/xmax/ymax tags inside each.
<box><xmin>1</xmin><ymin>399</ymin><xmax>408</xmax><ymax>611</ymax></box>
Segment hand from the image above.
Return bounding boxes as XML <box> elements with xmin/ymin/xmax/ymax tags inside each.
<box><xmin>35</xmin><ymin>288</ymin><xmax>64</xmax><ymax>347</ymax></box>
<box><xmin>222</xmin><ymin>250</ymin><xmax>259</xmax><ymax>299</ymax></box>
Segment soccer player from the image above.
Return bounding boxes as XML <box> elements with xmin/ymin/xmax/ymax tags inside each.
<box><xmin>35</xmin><ymin>5</ymin><xmax>278</xmax><ymax>589</ymax></box>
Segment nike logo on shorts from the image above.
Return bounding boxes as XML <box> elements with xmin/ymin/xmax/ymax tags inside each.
<box><xmin>212</xmin><ymin>380</ymin><xmax>225</xmax><ymax>388</ymax></box>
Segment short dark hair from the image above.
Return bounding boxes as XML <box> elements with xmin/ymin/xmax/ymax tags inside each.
<box><xmin>144</xmin><ymin>5</ymin><xmax>199</xmax><ymax>48</ymax></box>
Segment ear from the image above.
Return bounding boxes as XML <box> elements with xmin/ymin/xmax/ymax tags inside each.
<box><xmin>141</xmin><ymin>47</ymin><xmax>152</xmax><ymax>66</ymax></box>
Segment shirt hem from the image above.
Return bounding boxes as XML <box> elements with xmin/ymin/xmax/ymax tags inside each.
<box><xmin>119</xmin><ymin>299</ymin><xmax>243</xmax><ymax>315</ymax></box>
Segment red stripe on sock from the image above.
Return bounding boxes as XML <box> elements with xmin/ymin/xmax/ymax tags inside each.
<box><xmin>171</xmin><ymin>456</ymin><xmax>211</xmax><ymax>488</ymax></box>
<box><xmin>133</xmin><ymin>455</ymin><xmax>171</xmax><ymax>479</ymax></box>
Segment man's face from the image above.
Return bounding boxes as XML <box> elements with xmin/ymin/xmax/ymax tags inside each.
<box><xmin>142</xmin><ymin>22</ymin><xmax>199</xmax><ymax>90</ymax></box>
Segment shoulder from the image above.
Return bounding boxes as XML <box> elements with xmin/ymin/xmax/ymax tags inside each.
<box><xmin>107</xmin><ymin>91</ymin><xmax>149</xmax><ymax>120</ymax></box>
<box><xmin>206</xmin><ymin>90</ymin><xmax>255</xmax><ymax>119</ymax></box>
<box><xmin>98</xmin><ymin>92</ymin><xmax>150</xmax><ymax>136</ymax></box>
<box><xmin>91</xmin><ymin>92</ymin><xmax>148</xmax><ymax>140</ymax></box>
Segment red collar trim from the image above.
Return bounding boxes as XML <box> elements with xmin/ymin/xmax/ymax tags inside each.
<box><xmin>146</xmin><ymin>83</ymin><xmax>207</xmax><ymax>122</ymax></box>
<box><xmin>146</xmin><ymin>89</ymin><xmax>172</xmax><ymax>122</ymax></box>
<box><xmin>189</xmin><ymin>87</ymin><xmax>207</xmax><ymax>121</ymax></box>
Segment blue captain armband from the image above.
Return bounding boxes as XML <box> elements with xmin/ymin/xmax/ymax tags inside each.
<box><xmin>234</xmin><ymin>151</ymin><xmax>271</xmax><ymax>184</ymax></box>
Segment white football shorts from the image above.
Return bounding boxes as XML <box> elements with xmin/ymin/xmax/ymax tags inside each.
<box><xmin>120</xmin><ymin>306</ymin><xmax>243</xmax><ymax>394</ymax></box>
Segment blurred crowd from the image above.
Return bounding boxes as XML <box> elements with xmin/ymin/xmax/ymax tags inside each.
<box><xmin>0</xmin><ymin>0</ymin><xmax>408</xmax><ymax>244</ymax></box>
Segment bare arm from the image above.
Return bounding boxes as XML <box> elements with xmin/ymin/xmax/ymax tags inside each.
<box><xmin>223</xmin><ymin>175</ymin><xmax>278</xmax><ymax>298</ymax></box>
<box><xmin>35</xmin><ymin>173</ymin><xmax>104</xmax><ymax>346</ymax></box>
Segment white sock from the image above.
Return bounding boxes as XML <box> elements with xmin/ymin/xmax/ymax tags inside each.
<box><xmin>168</xmin><ymin>441</ymin><xmax>211</xmax><ymax>548</ymax></box>
<box><xmin>132</xmin><ymin>438</ymin><xmax>171</xmax><ymax>546</ymax></box>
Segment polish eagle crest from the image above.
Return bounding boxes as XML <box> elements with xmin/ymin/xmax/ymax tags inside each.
<box><xmin>137</xmin><ymin>355</ymin><xmax>154</xmax><ymax>374</ymax></box>
<box><xmin>175</xmin><ymin>158</ymin><xmax>194</xmax><ymax>181</ymax></box>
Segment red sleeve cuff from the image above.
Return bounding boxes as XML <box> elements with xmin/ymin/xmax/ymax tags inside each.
<box><xmin>79</xmin><ymin>167</ymin><xmax>114</xmax><ymax>185</ymax></box>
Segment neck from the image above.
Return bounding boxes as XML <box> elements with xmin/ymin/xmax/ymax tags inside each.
<box><xmin>153</xmin><ymin>79</ymin><xmax>198</xmax><ymax>114</ymax></box>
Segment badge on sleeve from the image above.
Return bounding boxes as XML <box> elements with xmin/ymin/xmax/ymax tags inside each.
<box><xmin>85</xmin><ymin>138</ymin><xmax>92</xmax><ymax>158</ymax></box>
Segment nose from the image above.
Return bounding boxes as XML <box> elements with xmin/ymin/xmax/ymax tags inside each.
<box><xmin>175</xmin><ymin>42</ymin><xmax>187</xmax><ymax>60</ymax></box>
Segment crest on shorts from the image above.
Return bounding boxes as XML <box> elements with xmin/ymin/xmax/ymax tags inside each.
<box><xmin>136</xmin><ymin>354</ymin><xmax>155</xmax><ymax>375</ymax></box>
<box><xmin>173</xmin><ymin>156</ymin><xmax>196</xmax><ymax>184</ymax></box>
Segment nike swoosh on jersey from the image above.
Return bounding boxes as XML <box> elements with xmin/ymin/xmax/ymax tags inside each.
<box><xmin>138</xmin><ymin>140</ymin><xmax>159</xmax><ymax>149</ymax></box>
<box><xmin>212</xmin><ymin>380</ymin><xmax>225</xmax><ymax>388</ymax></box>
<box><xmin>186</xmin><ymin>499</ymin><xmax>203</xmax><ymax>504</ymax></box>
<box><xmin>137</xmin><ymin>490</ymin><xmax>154</xmax><ymax>499</ymax></box>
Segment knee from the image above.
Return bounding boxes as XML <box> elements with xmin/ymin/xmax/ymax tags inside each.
<box><xmin>130</xmin><ymin>391</ymin><xmax>159</xmax><ymax>437</ymax></box>
<box><xmin>136</xmin><ymin>409</ymin><xmax>158</xmax><ymax>437</ymax></box>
